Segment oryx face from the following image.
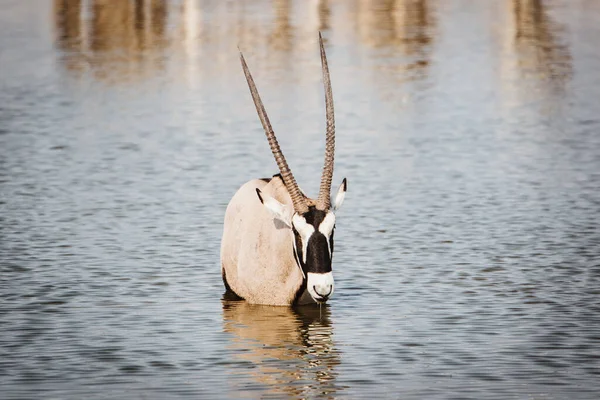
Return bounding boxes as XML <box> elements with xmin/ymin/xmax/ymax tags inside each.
<box><xmin>292</xmin><ymin>208</ymin><xmax>336</xmax><ymax>303</ymax></box>
<box><xmin>256</xmin><ymin>178</ymin><xmax>346</xmax><ymax>304</ymax></box>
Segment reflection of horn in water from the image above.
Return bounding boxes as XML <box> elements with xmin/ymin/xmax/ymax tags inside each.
<box><xmin>222</xmin><ymin>300</ymin><xmax>341</xmax><ymax>398</ymax></box>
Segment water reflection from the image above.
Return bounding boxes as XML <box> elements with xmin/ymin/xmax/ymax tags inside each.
<box><xmin>317</xmin><ymin>0</ymin><xmax>331</xmax><ymax>32</ymax></box>
<box><xmin>222</xmin><ymin>301</ymin><xmax>341</xmax><ymax>398</ymax></box>
<box><xmin>52</xmin><ymin>0</ymin><xmax>439</xmax><ymax>83</ymax></box>
<box><xmin>493</xmin><ymin>0</ymin><xmax>573</xmax><ymax>116</ymax></box>
<box><xmin>54</xmin><ymin>0</ymin><xmax>82</xmax><ymax>49</ymax></box>
<box><xmin>356</xmin><ymin>0</ymin><xmax>435</xmax><ymax>74</ymax></box>
<box><xmin>53</xmin><ymin>0</ymin><xmax>168</xmax><ymax>81</ymax></box>
<box><xmin>51</xmin><ymin>0</ymin><xmax>574</xmax><ymax>98</ymax></box>
<box><xmin>512</xmin><ymin>0</ymin><xmax>572</xmax><ymax>87</ymax></box>
<box><xmin>271</xmin><ymin>0</ymin><xmax>293</xmax><ymax>51</ymax></box>
<box><xmin>89</xmin><ymin>0</ymin><xmax>167</xmax><ymax>52</ymax></box>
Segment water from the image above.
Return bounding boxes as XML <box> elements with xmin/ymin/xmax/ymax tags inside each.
<box><xmin>1</xmin><ymin>1</ymin><xmax>599</xmax><ymax>398</ymax></box>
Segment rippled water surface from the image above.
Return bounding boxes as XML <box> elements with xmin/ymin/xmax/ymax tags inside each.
<box><xmin>2</xmin><ymin>1</ymin><xmax>600</xmax><ymax>398</ymax></box>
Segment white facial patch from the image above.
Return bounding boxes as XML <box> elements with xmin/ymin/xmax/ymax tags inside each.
<box><xmin>292</xmin><ymin>214</ymin><xmax>314</xmax><ymax>264</ymax></box>
<box><xmin>307</xmin><ymin>272</ymin><xmax>334</xmax><ymax>303</ymax></box>
<box><xmin>318</xmin><ymin>212</ymin><xmax>336</xmax><ymax>257</ymax></box>
<box><xmin>318</xmin><ymin>212</ymin><xmax>336</xmax><ymax>236</ymax></box>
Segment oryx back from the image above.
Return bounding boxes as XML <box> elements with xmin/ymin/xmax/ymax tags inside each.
<box><xmin>221</xmin><ymin>175</ymin><xmax>304</xmax><ymax>305</ymax></box>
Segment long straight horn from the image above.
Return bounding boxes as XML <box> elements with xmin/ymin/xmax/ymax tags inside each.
<box><xmin>239</xmin><ymin>51</ymin><xmax>308</xmax><ymax>215</ymax></box>
<box><xmin>316</xmin><ymin>32</ymin><xmax>335</xmax><ymax>211</ymax></box>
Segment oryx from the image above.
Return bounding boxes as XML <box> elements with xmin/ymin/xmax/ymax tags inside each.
<box><xmin>220</xmin><ymin>33</ymin><xmax>347</xmax><ymax>306</ymax></box>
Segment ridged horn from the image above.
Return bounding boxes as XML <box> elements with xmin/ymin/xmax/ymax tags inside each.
<box><xmin>316</xmin><ymin>32</ymin><xmax>335</xmax><ymax>211</ymax></box>
<box><xmin>239</xmin><ymin>50</ymin><xmax>309</xmax><ymax>215</ymax></box>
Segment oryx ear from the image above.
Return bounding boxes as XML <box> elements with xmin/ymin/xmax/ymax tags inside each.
<box><xmin>256</xmin><ymin>188</ymin><xmax>292</xmax><ymax>228</ymax></box>
<box><xmin>332</xmin><ymin>178</ymin><xmax>347</xmax><ymax>211</ymax></box>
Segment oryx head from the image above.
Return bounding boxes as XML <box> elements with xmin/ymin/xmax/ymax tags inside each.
<box><xmin>240</xmin><ymin>33</ymin><xmax>347</xmax><ymax>304</ymax></box>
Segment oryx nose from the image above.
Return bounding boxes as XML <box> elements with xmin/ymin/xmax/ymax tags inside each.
<box><xmin>314</xmin><ymin>285</ymin><xmax>332</xmax><ymax>300</ymax></box>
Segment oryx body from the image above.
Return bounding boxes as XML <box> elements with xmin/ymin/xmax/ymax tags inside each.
<box><xmin>221</xmin><ymin>175</ymin><xmax>306</xmax><ymax>305</ymax></box>
<box><xmin>221</xmin><ymin>34</ymin><xmax>346</xmax><ymax>306</ymax></box>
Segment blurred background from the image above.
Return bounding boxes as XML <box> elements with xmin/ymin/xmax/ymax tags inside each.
<box><xmin>1</xmin><ymin>1</ymin><xmax>599</xmax><ymax>399</ymax></box>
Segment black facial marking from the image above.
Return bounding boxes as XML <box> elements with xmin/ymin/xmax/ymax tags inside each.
<box><xmin>306</xmin><ymin>233</ymin><xmax>332</xmax><ymax>273</ymax></box>
<box><xmin>259</xmin><ymin>177</ymin><xmax>271</xmax><ymax>183</ymax></box>
<box><xmin>291</xmin><ymin>228</ymin><xmax>308</xmax><ymax>305</ymax></box>
<box><xmin>291</xmin><ymin>206</ymin><xmax>334</xmax><ymax>276</ymax></box>
<box><xmin>292</xmin><ymin>227</ymin><xmax>304</xmax><ymax>270</ymax></box>
<box><xmin>329</xmin><ymin>227</ymin><xmax>334</xmax><ymax>254</ymax></box>
<box><xmin>303</xmin><ymin>207</ymin><xmax>327</xmax><ymax>226</ymax></box>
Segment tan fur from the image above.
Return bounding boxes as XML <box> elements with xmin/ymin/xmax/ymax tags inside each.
<box><xmin>221</xmin><ymin>175</ymin><xmax>306</xmax><ymax>306</ymax></box>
